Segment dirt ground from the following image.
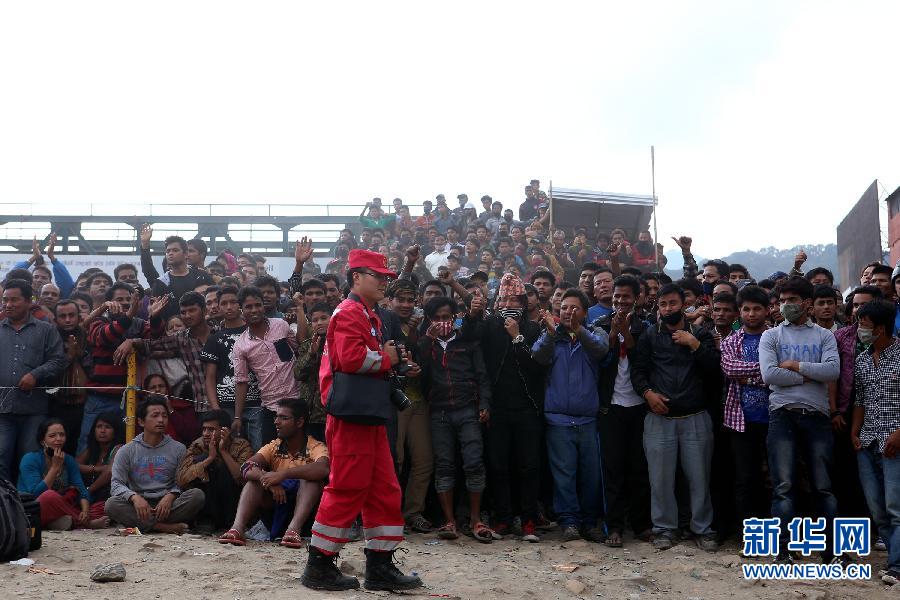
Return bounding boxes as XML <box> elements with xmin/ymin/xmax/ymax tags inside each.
<box><xmin>1</xmin><ymin>528</ymin><xmax>895</xmax><ymax>599</ymax></box>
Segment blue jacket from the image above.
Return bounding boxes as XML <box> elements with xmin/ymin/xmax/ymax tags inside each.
<box><xmin>532</xmin><ymin>325</ymin><xmax>609</xmax><ymax>425</ymax></box>
<box><xmin>14</xmin><ymin>258</ymin><xmax>75</xmax><ymax>299</ymax></box>
<box><xmin>18</xmin><ymin>451</ymin><xmax>90</xmax><ymax>501</ymax></box>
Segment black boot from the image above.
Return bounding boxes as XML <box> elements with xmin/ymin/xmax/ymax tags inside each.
<box><xmin>300</xmin><ymin>546</ymin><xmax>360</xmax><ymax>591</ymax></box>
<box><xmin>364</xmin><ymin>548</ymin><xmax>424</xmax><ymax>591</ymax></box>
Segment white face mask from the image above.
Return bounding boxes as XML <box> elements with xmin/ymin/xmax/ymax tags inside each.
<box><xmin>857</xmin><ymin>326</ymin><xmax>877</xmax><ymax>345</ymax></box>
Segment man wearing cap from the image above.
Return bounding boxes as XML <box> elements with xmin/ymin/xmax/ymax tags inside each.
<box><xmin>302</xmin><ymin>249</ymin><xmax>422</xmax><ymax>592</ymax></box>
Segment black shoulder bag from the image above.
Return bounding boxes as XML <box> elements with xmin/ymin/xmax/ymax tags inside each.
<box><xmin>324</xmin><ymin>301</ymin><xmax>393</xmax><ymax>425</ymax></box>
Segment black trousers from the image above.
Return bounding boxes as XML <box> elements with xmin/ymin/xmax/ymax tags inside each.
<box><xmin>486</xmin><ymin>408</ymin><xmax>543</xmax><ymax>524</ymax></box>
<box><xmin>598</xmin><ymin>404</ymin><xmax>651</xmax><ymax>535</ymax></box>
<box><xmin>729</xmin><ymin>422</ymin><xmax>770</xmax><ymax>526</ymax></box>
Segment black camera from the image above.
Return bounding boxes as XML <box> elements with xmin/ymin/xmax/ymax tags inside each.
<box><xmin>390</xmin><ymin>386</ymin><xmax>412</xmax><ymax>412</ymax></box>
<box><xmin>393</xmin><ymin>342</ymin><xmax>412</xmax><ymax>376</ymax></box>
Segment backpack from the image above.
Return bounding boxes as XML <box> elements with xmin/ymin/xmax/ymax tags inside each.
<box><xmin>0</xmin><ymin>479</ymin><xmax>30</xmax><ymax>561</ymax></box>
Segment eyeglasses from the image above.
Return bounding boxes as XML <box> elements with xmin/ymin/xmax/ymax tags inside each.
<box><xmin>360</xmin><ymin>270</ymin><xmax>389</xmax><ymax>282</ymax></box>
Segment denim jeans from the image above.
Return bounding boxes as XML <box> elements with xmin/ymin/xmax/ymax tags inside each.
<box><xmin>643</xmin><ymin>411</ymin><xmax>715</xmax><ymax>537</ymax></box>
<box><xmin>546</xmin><ymin>421</ymin><xmax>601</xmax><ymax>530</ymax></box>
<box><xmin>431</xmin><ymin>406</ymin><xmax>486</xmax><ymax>493</ymax></box>
<box><xmin>0</xmin><ymin>413</ymin><xmax>45</xmax><ymax>481</ymax></box>
<box><xmin>857</xmin><ymin>442</ymin><xmax>900</xmax><ymax>572</ymax></box>
<box><xmin>244</xmin><ymin>406</ymin><xmax>277</xmax><ymax>452</ymax></box>
<box><xmin>767</xmin><ymin>407</ymin><xmax>837</xmax><ymax>549</ymax></box>
<box><xmin>77</xmin><ymin>394</ymin><xmax>123</xmax><ymax>455</ymax></box>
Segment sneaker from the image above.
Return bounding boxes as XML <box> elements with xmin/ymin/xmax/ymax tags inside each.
<box><xmin>562</xmin><ymin>526</ymin><xmax>581</xmax><ymax>542</ymax></box>
<box><xmin>521</xmin><ymin>520</ymin><xmax>540</xmax><ymax>543</ymax></box>
<box><xmin>875</xmin><ymin>536</ymin><xmax>887</xmax><ymax>552</ymax></box>
<box><xmin>581</xmin><ymin>527</ymin><xmax>606</xmax><ymax>544</ymax></box>
<box><xmin>405</xmin><ymin>513</ymin><xmax>432</xmax><ymax>534</ymax></box>
<box><xmin>695</xmin><ymin>534</ymin><xmax>719</xmax><ymax>553</ymax></box>
<box><xmin>492</xmin><ymin>522</ymin><xmax>511</xmax><ymax>538</ymax></box>
<box><xmin>882</xmin><ymin>569</ymin><xmax>900</xmax><ymax>586</ymax></box>
<box><xmin>511</xmin><ymin>516</ymin><xmax>523</xmax><ymax>537</ymax></box>
<box><xmin>773</xmin><ymin>551</ymin><xmax>793</xmax><ymax>565</ymax></box>
<box><xmin>535</xmin><ymin>513</ymin><xmax>557</xmax><ymax>532</ymax></box>
<box><xmin>652</xmin><ymin>534</ymin><xmax>673</xmax><ymax>551</ymax></box>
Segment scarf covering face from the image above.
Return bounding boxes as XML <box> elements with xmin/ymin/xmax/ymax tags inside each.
<box><xmin>496</xmin><ymin>273</ymin><xmax>526</xmax><ymax>309</ymax></box>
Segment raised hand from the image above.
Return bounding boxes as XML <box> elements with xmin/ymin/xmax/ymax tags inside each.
<box><xmin>794</xmin><ymin>249</ymin><xmax>807</xmax><ymax>269</ymax></box>
<box><xmin>140</xmin><ymin>224</ymin><xmax>153</xmax><ymax>250</ymax></box>
<box><xmin>47</xmin><ymin>233</ymin><xmax>57</xmax><ymax>262</ymax></box>
<box><xmin>148</xmin><ymin>295</ymin><xmax>169</xmax><ymax>319</ymax></box>
<box><xmin>670</xmin><ymin>236</ymin><xmax>692</xmax><ymax>254</ymax></box>
<box><xmin>406</xmin><ymin>244</ymin><xmax>420</xmax><ymax>264</ymax></box>
<box><xmin>295</xmin><ymin>236</ymin><xmax>314</xmax><ymax>265</ymax></box>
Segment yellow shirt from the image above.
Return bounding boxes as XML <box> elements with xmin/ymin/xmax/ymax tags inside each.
<box><xmin>257</xmin><ymin>435</ymin><xmax>328</xmax><ymax>472</ymax></box>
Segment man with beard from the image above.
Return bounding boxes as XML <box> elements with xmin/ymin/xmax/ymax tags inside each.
<box><xmin>631</xmin><ymin>283</ymin><xmax>720</xmax><ymax>552</ymax></box>
<box><xmin>50</xmin><ymin>300</ymin><xmax>91</xmax><ymax>455</ymax></box>
<box><xmin>302</xmin><ymin>249</ymin><xmax>422</xmax><ymax>592</ymax></box>
<box><xmin>217</xmin><ymin>400</ymin><xmax>329</xmax><ymax>549</ymax></box>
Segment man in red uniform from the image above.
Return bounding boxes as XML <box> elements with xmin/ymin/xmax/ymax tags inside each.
<box><xmin>301</xmin><ymin>249</ymin><xmax>423</xmax><ymax>592</ymax></box>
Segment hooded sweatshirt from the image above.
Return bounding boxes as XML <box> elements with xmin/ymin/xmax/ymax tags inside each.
<box><xmin>109</xmin><ymin>433</ymin><xmax>186</xmax><ymax>501</ymax></box>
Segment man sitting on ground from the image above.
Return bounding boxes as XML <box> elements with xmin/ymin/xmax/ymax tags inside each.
<box><xmin>105</xmin><ymin>397</ymin><xmax>205</xmax><ymax>533</ymax></box>
<box><xmin>176</xmin><ymin>410</ymin><xmax>254</xmax><ymax>531</ymax></box>
<box><xmin>218</xmin><ymin>399</ymin><xmax>329</xmax><ymax>548</ymax></box>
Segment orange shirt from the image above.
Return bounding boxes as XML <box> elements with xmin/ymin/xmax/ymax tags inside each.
<box><xmin>257</xmin><ymin>435</ymin><xmax>329</xmax><ymax>472</ymax></box>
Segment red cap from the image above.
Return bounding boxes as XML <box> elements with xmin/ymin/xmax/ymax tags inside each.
<box><xmin>347</xmin><ymin>249</ymin><xmax>397</xmax><ymax>278</ymax></box>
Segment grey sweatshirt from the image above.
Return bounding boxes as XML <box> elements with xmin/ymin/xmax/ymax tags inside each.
<box><xmin>759</xmin><ymin>319</ymin><xmax>840</xmax><ymax>415</ymax></box>
<box><xmin>110</xmin><ymin>433</ymin><xmax>186</xmax><ymax>501</ymax></box>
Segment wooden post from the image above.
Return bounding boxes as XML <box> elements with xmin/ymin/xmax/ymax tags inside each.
<box><xmin>125</xmin><ymin>352</ymin><xmax>137</xmax><ymax>442</ymax></box>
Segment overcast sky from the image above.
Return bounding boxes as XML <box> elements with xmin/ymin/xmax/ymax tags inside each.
<box><xmin>1</xmin><ymin>1</ymin><xmax>897</xmax><ymax>257</ymax></box>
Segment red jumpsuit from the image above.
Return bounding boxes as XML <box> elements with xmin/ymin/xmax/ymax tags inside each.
<box><xmin>310</xmin><ymin>295</ymin><xmax>405</xmax><ymax>555</ymax></box>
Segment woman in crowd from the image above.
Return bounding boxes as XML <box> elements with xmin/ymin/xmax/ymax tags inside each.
<box><xmin>76</xmin><ymin>412</ymin><xmax>124</xmax><ymax>503</ymax></box>
<box><xmin>17</xmin><ymin>418</ymin><xmax>110</xmax><ymax>530</ymax></box>
<box><xmin>144</xmin><ymin>372</ymin><xmax>199</xmax><ymax>445</ymax></box>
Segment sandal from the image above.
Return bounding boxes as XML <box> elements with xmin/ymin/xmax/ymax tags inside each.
<box><xmin>436</xmin><ymin>522</ymin><xmax>459</xmax><ymax>540</ymax></box>
<box><xmin>406</xmin><ymin>513</ymin><xmax>433</xmax><ymax>533</ymax></box>
<box><xmin>472</xmin><ymin>522</ymin><xmax>495</xmax><ymax>544</ymax></box>
<box><xmin>279</xmin><ymin>529</ymin><xmax>304</xmax><ymax>549</ymax></box>
<box><xmin>218</xmin><ymin>528</ymin><xmax>246</xmax><ymax>546</ymax></box>
<box><xmin>605</xmin><ymin>531</ymin><xmax>623</xmax><ymax>548</ymax></box>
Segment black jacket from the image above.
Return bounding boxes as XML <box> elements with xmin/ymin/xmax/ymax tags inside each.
<box><xmin>591</xmin><ymin>311</ymin><xmax>650</xmax><ymax>413</ymax></box>
<box><xmin>418</xmin><ymin>336</ymin><xmax>491</xmax><ymax>412</ymax></box>
<box><xmin>462</xmin><ymin>314</ymin><xmax>545</xmax><ymax>412</ymax></box>
<box><xmin>630</xmin><ymin>320</ymin><xmax>721</xmax><ymax>418</ymax></box>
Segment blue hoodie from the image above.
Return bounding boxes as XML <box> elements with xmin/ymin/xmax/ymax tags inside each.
<box><xmin>532</xmin><ymin>325</ymin><xmax>609</xmax><ymax>425</ymax></box>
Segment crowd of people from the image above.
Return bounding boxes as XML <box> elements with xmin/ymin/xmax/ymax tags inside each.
<box><xmin>1</xmin><ymin>178</ymin><xmax>899</xmax><ymax>587</ymax></box>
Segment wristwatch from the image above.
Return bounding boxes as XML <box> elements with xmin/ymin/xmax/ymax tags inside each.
<box><xmin>512</xmin><ymin>334</ymin><xmax>525</xmax><ymax>345</ymax></box>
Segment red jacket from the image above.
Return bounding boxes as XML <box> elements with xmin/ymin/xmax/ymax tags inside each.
<box><xmin>318</xmin><ymin>294</ymin><xmax>392</xmax><ymax>408</ymax></box>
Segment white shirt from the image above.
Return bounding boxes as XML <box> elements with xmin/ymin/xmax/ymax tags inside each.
<box><xmin>611</xmin><ymin>333</ymin><xmax>644</xmax><ymax>408</ymax></box>
<box><xmin>425</xmin><ymin>250</ymin><xmax>449</xmax><ymax>277</ymax></box>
